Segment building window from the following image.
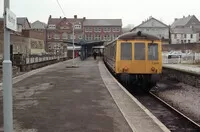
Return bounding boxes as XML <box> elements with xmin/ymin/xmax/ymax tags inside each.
<box><xmin>104</xmin><ymin>27</ymin><xmax>111</xmax><ymax>32</ymax></box>
<box><xmin>174</xmin><ymin>34</ymin><xmax>177</xmax><ymax>39</ymax></box>
<box><xmin>184</xmin><ymin>40</ymin><xmax>186</xmax><ymax>43</ymax></box>
<box><xmin>54</xmin><ymin>34</ymin><xmax>60</xmax><ymax>39</ymax></box>
<box><xmin>70</xmin><ymin>34</ymin><xmax>75</xmax><ymax>39</ymax></box>
<box><xmin>60</xmin><ymin>26</ymin><xmax>70</xmax><ymax>29</ymax></box>
<box><xmin>184</xmin><ymin>34</ymin><xmax>186</xmax><ymax>38</ymax></box>
<box><xmin>85</xmin><ymin>27</ymin><xmax>92</xmax><ymax>32</ymax></box>
<box><xmin>74</xmin><ymin>25</ymin><xmax>81</xmax><ymax>29</ymax></box>
<box><xmin>94</xmin><ymin>27</ymin><xmax>101</xmax><ymax>32</ymax></box>
<box><xmin>48</xmin><ymin>34</ymin><xmax>51</xmax><ymax>39</ymax></box>
<box><xmin>62</xmin><ymin>32</ymin><xmax>68</xmax><ymax>40</ymax></box>
<box><xmin>113</xmin><ymin>27</ymin><xmax>120</xmax><ymax>32</ymax></box>
<box><xmin>78</xmin><ymin>35</ymin><xmax>82</xmax><ymax>39</ymax></box>
<box><xmin>104</xmin><ymin>35</ymin><xmax>111</xmax><ymax>41</ymax></box>
<box><xmin>94</xmin><ymin>34</ymin><xmax>101</xmax><ymax>40</ymax></box>
<box><xmin>85</xmin><ymin>34</ymin><xmax>93</xmax><ymax>40</ymax></box>
<box><xmin>188</xmin><ymin>40</ymin><xmax>190</xmax><ymax>43</ymax></box>
<box><xmin>190</xmin><ymin>34</ymin><xmax>193</xmax><ymax>38</ymax></box>
<box><xmin>48</xmin><ymin>24</ymin><xmax>56</xmax><ymax>29</ymax></box>
<box><xmin>181</xmin><ymin>40</ymin><xmax>183</xmax><ymax>43</ymax></box>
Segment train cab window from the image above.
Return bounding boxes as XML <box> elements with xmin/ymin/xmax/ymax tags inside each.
<box><xmin>134</xmin><ymin>43</ymin><xmax>145</xmax><ymax>60</ymax></box>
<box><xmin>148</xmin><ymin>43</ymin><xmax>158</xmax><ymax>60</ymax></box>
<box><xmin>121</xmin><ymin>42</ymin><xmax>132</xmax><ymax>60</ymax></box>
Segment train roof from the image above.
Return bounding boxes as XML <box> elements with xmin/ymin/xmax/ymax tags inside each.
<box><xmin>105</xmin><ymin>31</ymin><xmax>161</xmax><ymax>46</ymax></box>
<box><xmin>118</xmin><ymin>31</ymin><xmax>161</xmax><ymax>40</ymax></box>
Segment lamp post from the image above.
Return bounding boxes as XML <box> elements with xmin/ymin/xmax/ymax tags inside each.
<box><xmin>72</xmin><ymin>22</ymin><xmax>75</xmax><ymax>65</ymax></box>
<box><xmin>3</xmin><ymin>0</ymin><xmax>14</xmax><ymax>131</ymax></box>
<box><xmin>66</xmin><ymin>22</ymin><xmax>78</xmax><ymax>68</ymax></box>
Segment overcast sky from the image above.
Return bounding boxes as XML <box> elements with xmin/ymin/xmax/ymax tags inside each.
<box><xmin>0</xmin><ymin>0</ymin><xmax>200</xmax><ymax>27</ymax></box>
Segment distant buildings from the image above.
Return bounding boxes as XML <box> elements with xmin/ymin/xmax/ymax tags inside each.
<box><xmin>83</xmin><ymin>19</ymin><xmax>122</xmax><ymax>41</ymax></box>
<box><xmin>130</xmin><ymin>16</ymin><xmax>170</xmax><ymax>44</ymax></box>
<box><xmin>170</xmin><ymin>15</ymin><xmax>200</xmax><ymax>44</ymax></box>
<box><xmin>46</xmin><ymin>15</ymin><xmax>122</xmax><ymax>54</ymax></box>
<box><xmin>0</xmin><ymin>18</ymin><xmax>46</xmax><ymax>59</ymax></box>
<box><xmin>31</xmin><ymin>20</ymin><xmax>47</xmax><ymax>29</ymax></box>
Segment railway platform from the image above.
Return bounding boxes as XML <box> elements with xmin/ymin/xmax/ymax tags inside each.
<box><xmin>0</xmin><ymin>57</ymin><xmax>170</xmax><ymax>132</ymax></box>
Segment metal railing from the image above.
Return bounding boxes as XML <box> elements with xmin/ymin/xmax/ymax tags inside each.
<box><xmin>162</xmin><ymin>53</ymin><xmax>200</xmax><ymax>64</ymax></box>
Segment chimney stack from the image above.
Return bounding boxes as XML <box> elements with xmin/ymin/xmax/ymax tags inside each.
<box><xmin>83</xmin><ymin>17</ymin><xmax>86</xmax><ymax>20</ymax></box>
<box><xmin>74</xmin><ymin>15</ymin><xmax>77</xmax><ymax>19</ymax></box>
<box><xmin>60</xmin><ymin>16</ymin><xmax>61</xmax><ymax>19</ymax></box>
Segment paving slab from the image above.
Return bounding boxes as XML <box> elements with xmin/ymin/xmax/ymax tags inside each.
<box><xmin>0</xmin><ymin>58</ymin><xmax>132</xmax><ymax>132</ymax></box>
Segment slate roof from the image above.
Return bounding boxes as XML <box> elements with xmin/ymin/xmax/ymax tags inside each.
<box><xmin>171</xmin><ymin>28</ymin><xmax>194</xmax><ymax>34</ymax></box>
<box><xmin>17</xmin><ymin>17</ymin><xmax>31</xmax><ymax>28</ymax></box>
<box><xmin>48</xmin><ymin>17</ymin><xmax>122</xmax><ymax>27</ymax></box>
<box><xmin>31</xmin><ymin>20</ymin><xmax>47</xmax><ymax>29</ymax></box>
<box><xmin>48</xmin><ymin>17</ymin><xmax>83</xmax><ymax>25</ymax></box>
<box><xmin>83</xmin><ymin>19</ymin><xmax>122</xmax><ymax>26</ymax></box>
<box><xmin>130</xmin><ymin>17</ymin><xmax>168</xmax><ymax>32</ymax></box>
<box><xmin>171</xmin><ymin>15</ymin><xmax>197</xmax><ymax>28</ymax></box>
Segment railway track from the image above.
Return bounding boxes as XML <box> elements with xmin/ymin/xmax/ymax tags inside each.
<box><xmin>128</xmin><ymin>88</ymin><xmax>200</xmax><ymax>132</ymax></box>
<box><xmin>104</xmin><ymin>61</ymin><xmax>200</xmax><ymax>131</ymax></box>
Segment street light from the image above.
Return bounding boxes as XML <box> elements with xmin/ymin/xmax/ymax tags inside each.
<box><xmin>72</xmin><ymin>22</ymin><xmax>75</xmax><ymax>65</ymax></box>
<box><xmin>66</xmin><ymin>22</ymin><xmax>78</xmax><ymax>68</ymax></box>
<box><xmin>3</xmin><ymin>0</ymin><xmax>14</xmax><ymax>131</ymax></box>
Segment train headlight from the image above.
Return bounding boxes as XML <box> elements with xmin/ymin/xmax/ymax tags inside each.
<box><xmin>122</xmin><ymin>66</ymin><xmax>129</xmax><ymax>72</ymax></box>
<box><xmin>151</xmin><ymin>67</ymin><xmax>155</xmax><ymax>71</ymax></box>
<box><xmin>151</xmin><ymin>67</ymin><xmax>157</xmax><ymax>73</ymax></box>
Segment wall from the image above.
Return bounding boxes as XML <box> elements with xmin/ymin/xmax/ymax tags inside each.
<box><xmin>29</xmin><ymin>38</ymin><xmax>45</xmax><ymax>55</ymax></box>
<box><xmin>22</xmin><ymin>29</ymin><xmax>45</xmax><ymax>40</ymax></box>
<box><xmin>135</xmin><ymin>27</ymin><xmax>169</xmax><ymax>40</ymax></box>
<box><xmin>171</xmin><ymin>33</ymin><xmax>199</xmax><ymax>44</ymax></box>
<box><xmin>162</xmin><ymin>67</ymin><xmax>200</xmax><ymax>88</ymax></box>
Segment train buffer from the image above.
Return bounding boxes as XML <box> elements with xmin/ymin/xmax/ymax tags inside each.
<box><xmin>0</xmin><ymin>57</ymin><xmax>170</xmax><ymax>132</ymax></box>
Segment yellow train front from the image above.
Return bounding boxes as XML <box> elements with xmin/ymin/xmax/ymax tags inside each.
<box><xmin>104</xmin><ymin>31</ymin><xmax>162</xmax><ymax>91</ymax></box>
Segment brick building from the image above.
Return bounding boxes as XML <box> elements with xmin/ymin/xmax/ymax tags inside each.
<box><xmin>83</xmin><ymin>19</ymin><xmax>122</xmax><ymax>41</ymax></box>
<box><xmin>0</xmin><ymin>17</ymin><xmax>46</xmax><ymax>58</ymax></box>
<box><xmin>47</xmin><ymin>15</ymin><xmax>84</xmax><ymax>55</ymax></box>
<box><xmin>46</xmin><ymin>15</ymin><xmax>123</xmax><ymax>54</ymax></box>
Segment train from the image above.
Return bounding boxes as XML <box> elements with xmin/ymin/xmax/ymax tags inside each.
<box><xmin>103</xmin><ymin>31</ymin><xmax>162</xmax><ymax>91</ymax></box>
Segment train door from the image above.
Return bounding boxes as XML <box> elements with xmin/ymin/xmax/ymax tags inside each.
<box><xmin>133</xmin><ymin>42</ymin><xmax>146</xmax><ymax>73</ymax></box>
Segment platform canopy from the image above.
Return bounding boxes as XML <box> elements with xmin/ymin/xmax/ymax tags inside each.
<box><xmin>63</xmin><ymin>39</ymin><xmax>105</xmax><ymax>46</ymax></box>
<box><xmin>63</xmin><ymin>39</ymin><xmax>105</xmax><ymax>60</ymax></box>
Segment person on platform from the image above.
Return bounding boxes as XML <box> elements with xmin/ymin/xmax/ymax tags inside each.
<box><xmin>93</xmin><ymin>50</ymin><xmax>97</xmax><ymax>60</ymax></box>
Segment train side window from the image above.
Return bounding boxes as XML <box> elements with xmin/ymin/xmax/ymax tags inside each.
<box><xmin>120</xmin><ymin>42</ymin><xmax>132</xmax><ymax>60</ymax></box>
<box><xmin>134</xmin><ymin>43</ymin><xmax>145</xmax><ymax>60</ymax></box>
<box><xmin>148</xmin><ymin>43</ymin><xmax>158</xmax><ymax>60</ymax></box>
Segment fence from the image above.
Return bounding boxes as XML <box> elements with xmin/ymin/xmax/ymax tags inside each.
<box><xmin>25</xmin><ymin>55</ymin><xmax>66</xmax><ymax>64</ymax></box>
<box><xmin>162</xmin><ymin>52</ymin><xmax>200</xmax><ymax>64</ymax></box>
<box><xmin>12</xmin><ymin>54</ymin><xmax>68</xmax><ymax>66</ymax></box>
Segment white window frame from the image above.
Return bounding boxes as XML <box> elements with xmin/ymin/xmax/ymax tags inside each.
<box><xmin>48</xmin><ymin>24</ymin><xmax>56</xmax><ymax>29</ymax></box>
<box><xmin>62</xmin><ymin>32</ymin><xmax>68</xmax><ymax>40</ymax></box>
<box><xmin>54</xmin><ymin>34</ymin><xmax>60</xmax><ymax>39</ymax></box>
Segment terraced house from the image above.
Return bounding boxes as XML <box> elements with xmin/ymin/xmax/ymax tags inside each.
<box><xmin>171</xmin><ymin>15</ymin><xmax>200</xmax><ymax>44</ymax></box>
